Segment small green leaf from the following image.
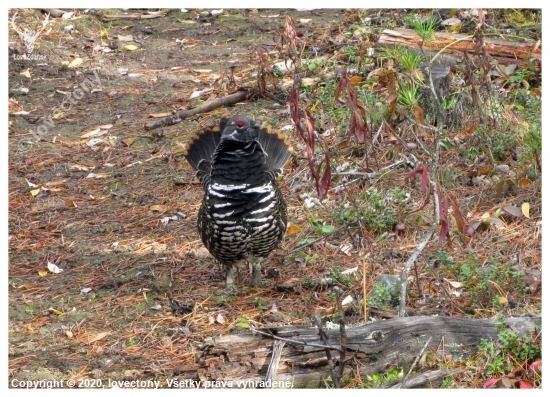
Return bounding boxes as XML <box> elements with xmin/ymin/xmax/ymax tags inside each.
<box><xmin>321</xmin><ymin>225</ymin><xmax>335</xmax><ymax>234</ymax></box>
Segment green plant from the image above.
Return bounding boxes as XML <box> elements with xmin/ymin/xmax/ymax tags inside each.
<box><xmin>25</xmin><ymin>304</ymin><xmax>36</xmax><ymax>315</ymax></box>
<box><xmin>327</xmin><ymin>265</ymin><xmax>354</xmax><ymax>288</ymax></box>
<box><xmin>405</xmin><ymin>14</ymin><xmax>438</xmax><ymax>41</ymax></box>
<box><xmin>334</xmin><ymin>191</ymin><xmax>398</xmax><ymax>233</ymax></box>
<box><xmin>397</xmin><ymin>80</ymin><xmax>419</xmax><ymax>108</ymax></box>
<box><xmin>253</xmin><ymin>297</ymin><xmax>267</xmax><ymax>312</ymax></box>
<box><xmin>390</xmin><ymin>47</ymin><xmax>422</xmax><ymax>73</ymax></box>
<box><xmin>431</xmin><ymin>250</ymin><xmax>455</xmax><ymax>267</ymax></box>
<box><xmin>440</xmin><ymin>377</ymin><xmax>455</xmax><ymax>388</ymax></box>
<box><xmin>477</xmin><ymin>325</ymin><xmax>541</xmax><ymax>377</ymax></box>
<box><xmin>452</xmin><ymin>255</ymin><xmax>527</xmax><ymax>306</ymax></box>
<box><xmin>368</xmin><ymin>282</ymin><xmax>400</xmax><ymax>308</ymax></box>
<box><xmin>235</xmin><ymin>315</ymin><xmax>251</xmax><ymax>329</ymax></box>
<box><xmin>360</xmin><ymin>366</ymin><xmax>404</xmax><ymax>388</ymax></box>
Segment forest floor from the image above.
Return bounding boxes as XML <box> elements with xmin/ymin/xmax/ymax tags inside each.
<box><xmin>8</xmin><ymin>8</ymin><xmax>541</xmax><ymax>389</ymax></box>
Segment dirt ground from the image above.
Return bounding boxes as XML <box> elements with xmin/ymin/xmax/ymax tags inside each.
<box><xmin>7</xmin><ymin>8</ymin><xmax>352</xmax><ymax>386</ymax></box>
<box><xmin>8</xmin><ymin>8</ymin><xmax>541</xmax><ymax>388</ymax></box>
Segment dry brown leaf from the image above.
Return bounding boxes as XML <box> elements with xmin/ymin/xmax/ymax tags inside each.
<box><xmin>445</xmin><ymin>279</ymin><xmax>463</xmax><ymax>288</ymax></box>
<box><xmin>43</xmin><ymin>179</ymin><xmax>68</xmax><ymax>187</ymax></box>
<box><xmin>349</xmin><ymin>76</ymin><xmax>363</xmax><ymax>85</ymax></box>
<box><xmin>83</xmin><ymin>332</ymin><xmax>110</xmax><ymax>345</ymax></box>
<box><xmin>286</xmin><ymin>223</ymin><xmax>302</xmax><ymax>236</ymax></box>
<box><xmin>478</xmin><ymin>166</ymin><xmax>492</xmax><ymax>175</ymax></box>
<box><xmin>518</xmin><ymin>177</ymin><xmax>532</xmax><ymax>187</ymax></box>
<box><xmin>70</xmin><ymin>164</ymin><xmax>91</xmax><ymax>171</ymax></box>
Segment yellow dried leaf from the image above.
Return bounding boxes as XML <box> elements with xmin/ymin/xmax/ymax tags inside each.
<box><xmin>65</xmin><ymin>199</ymin><xmax>76</xmax><ymax>208</ymax></box>
<box><xmin>38</xmin><ymin>270</ymin><xmax>48</xmax><ymax>277</ymax></box>
<box><xmin>499</xmin><ymin>296</ymin><xmax>508</xmax><ymax>305</ymax></box>
<box><xmin>518</xmin><ymin>177</ymin><xmax>532</xmax><ymax>187</ymax></box>
<box><xmin>20</xmin><ymin>69</ymin><xmax>32</xmax><ymax>78</ymax></box>
<box><xmin>521</xmin><ymin>202</ymin><xmax>530</xmax><ymax>218</ymax></box>
<box><xmin>150</xmin><ymin>205</ymin><xmax>166</xmax><ymax>212</ymax></box>
<box><xmin>286</xmin><ymin>223</ymin><xmax>302</xmax><ymax>236</ymax></box>
<box><xmin>66</xmin><ymin>330</ymin><xmax>74</xmax><ymax>338</ymax></box>
<box><xmin>68</xmin><ymin>58</ymin><xmax>83</xmax><ymax>68</ymax></box>
<box><xmin>17</xmin><ymin>284</ymin><xmax>35</xmax><ymax>289</ymax></box>
<box><xmin>121</xmin><ymin>137</ymin><xmax>136</xmax><ymax>146</ymax></box>
<box><xmin>30</xmin><ymin>188</ymin><xmax>41</xmax><ymax>196</ymax></box>
<box><xmin>349</xmin><ymin>76</ymin><xmax>363</xmax><ymax>85</ymax></box>
<box><xmin>49</xmin><ymin>307</ymin><xmax>64</xmax><ymax>316</ymax></box>
<box><xmin>83</xmin><ymin>332</ymin><xmax>110</xmax><ymax>345</ymax></box>
<box><xmin>478</xmin><ymin>166</ymin><xmax>492</xmax><ymax>175</ymax></box>
<box><xmin>52</xmin><ymin>112</ymin><xmax>64</xmax><ymax>120</ymax></box>
<box><xmin>447</xmin><ymin>22</ymin><xmax>462</xmax><ymax>33</ymax></box>
<box><xmin>122</xmin><ymin>44</ymin><xmax>139</xmax><ymax>51</ymax></box>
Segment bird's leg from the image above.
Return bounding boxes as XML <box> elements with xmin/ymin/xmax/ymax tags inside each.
<box><xmin>225</xmin><ymin>264</ymin><xmax>238</xmax><ymax>291</ymax></box>
<box><xmin>251</xmin><ymin>257</ymin><xmax>262</xmax><ymax>288</ymax></box>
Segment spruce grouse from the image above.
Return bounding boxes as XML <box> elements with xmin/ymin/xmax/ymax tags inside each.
<box><xmin>183</xmin><ymin>115</ymin><xmax>292</xmax><ymax>289</ymax></box>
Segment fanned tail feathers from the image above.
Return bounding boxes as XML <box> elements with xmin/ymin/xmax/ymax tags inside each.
<box><xmin>258</xmin><ymin>125</ymin><xmax>293</xmax><ymax>173</ymax></box>
<box><xmin>183</xmin><ymin>127</ymin><xmax>222</xmax><ymax>171</ymax></box>
<box><xmin>183</xmin><ymin>118</ymin><xmax>292</xmax><ymax>175</ymax></box>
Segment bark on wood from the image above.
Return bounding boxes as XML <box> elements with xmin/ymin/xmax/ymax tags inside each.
<box><xmin>377</xmin><ymin>28</ymin><xmax>541</xmax><ymax>68</ymax></box>
<box><xmin>144</xmin><ymin>89</ymin><xmax>252</xmax><ymax>131</ymax></box>
<box><xmin>177</xmin><ymin>316</ymin><xmax>540</xmax><ymax>388</ymax></box>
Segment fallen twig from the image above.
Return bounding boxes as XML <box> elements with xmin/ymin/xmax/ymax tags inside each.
<box><xmin>396</xmin><ymin>336</ymin><xmax>432</xmax><ymax>389</ymax></box>
<box><xmin>145</xmin><ymin>89</ymin><xmax>253</xmax><ymax>130</ymax></box>
<box><xmin>315</xmin><ymin>316</ymin><xmax>341</xmax><ymax>388</ymax></box>
<box><xmin>264</xmin><ymin>340</ymin><xmax>286</xmax><ymax>387</ymax></box>
<box><xmin>250</xmin><ymin>326</ymin><xmax>344</xmax><ymax>353</ymax></box>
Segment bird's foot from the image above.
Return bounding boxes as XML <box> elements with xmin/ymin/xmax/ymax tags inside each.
<box><xmin>251</xmin><ymin>259</ymin><xmax>262</xmax><ymax>288</ymax></box>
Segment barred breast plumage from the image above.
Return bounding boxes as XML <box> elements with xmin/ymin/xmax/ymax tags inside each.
<box><xmin>183</xmin><ymin>115</ymin><xmax>292</xmax><ymax>289</ymax></box>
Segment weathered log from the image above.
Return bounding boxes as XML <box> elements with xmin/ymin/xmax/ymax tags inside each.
<box><xmin>377</xmin><ymin>28</ymin><xmax>541</xmax><ymax>68</ymax></box>
<box><xmin>176</xmin><ymin>316</ymin><xmax>540</xmax><ymax>388</ymax></box>
<box><xmin>144</xmin><ymin>89</ymin><xmax>252</xmax><ymax>131</ymax></box>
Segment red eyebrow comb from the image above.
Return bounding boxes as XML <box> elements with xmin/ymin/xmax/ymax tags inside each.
<box><xmin>234</xmin><ymin>119</ymin><xmax>247</xmax><ymax>127</ymax></box>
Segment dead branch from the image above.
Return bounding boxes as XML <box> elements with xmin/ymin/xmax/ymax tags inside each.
<box><xmin>192</xmin><ymin>316</ymin><xmax>540</xmax><ymax>388</ymax></box>
<box><xmin>377</xmin><ymin>28</ymin><xmax>541</xmax><ymax>68</ymax></box>
<box><xmin>144</xmin><ymin>89</ymin><xmax>253</xmax><ymax>131</ymax></box>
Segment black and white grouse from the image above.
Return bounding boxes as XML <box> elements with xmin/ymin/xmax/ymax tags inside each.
<box><xmin>183</xmin><ymin>115</ymin><xmax>292</xmax><ymax>289</ymax></box>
